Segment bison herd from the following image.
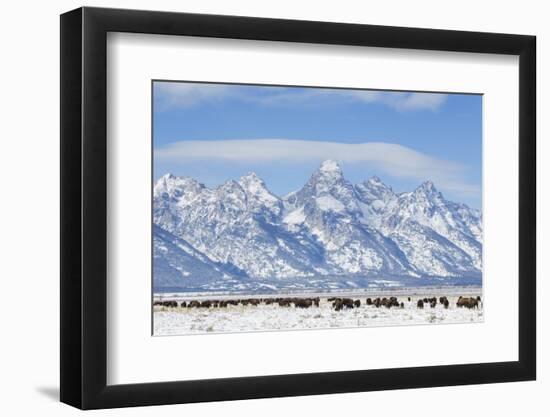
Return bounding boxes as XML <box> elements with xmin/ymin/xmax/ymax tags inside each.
<box><xmin>154</xmin><ymin>294</ymin><xmax>482</xmax><ymax>311</ymax></box>
<box><xmin>365</xmin><ymin>296</ymin><xmax>403</xmax><ymax>309</ymax></box>
<box><xmin>153</xmin><ymin>297</ymin><xmax>321</xmax><ymax>309</ymax></box>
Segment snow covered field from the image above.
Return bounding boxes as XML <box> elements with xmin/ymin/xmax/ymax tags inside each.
<box><xmin>153</xmin><ymin>289</ymin><xmax>483</xmax><ymax>336</ymax></box>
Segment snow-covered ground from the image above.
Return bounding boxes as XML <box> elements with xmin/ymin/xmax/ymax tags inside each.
<box><xmin>153</xmin><ymin>290</ymin><xmax>483</xmax><ymax>336</ymax></box>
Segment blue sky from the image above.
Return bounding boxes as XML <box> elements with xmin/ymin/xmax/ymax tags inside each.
<box><xmin>153</xmin><ymin>81</ymin><xmax>482</xmax><ymax>208</ymax></box>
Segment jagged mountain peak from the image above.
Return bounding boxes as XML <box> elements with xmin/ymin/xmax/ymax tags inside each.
<box><xmin>368</xmin><ymin>175</ymin><xmax>382</xmax><ymax>184</ymax></box>
<box><xmin>310</xmin><ymin>160</ymin><xmax>346</xmax><ymax>185</ymax></box>
<box><xmin>155</xmin><ymin>173</ymin><xmax>201</xmax><ymax>187</ymax></box>
<box><xmin>319</xmin><ymin>159</ymin><xmax>342</xmax><ymax>174</ymax></box>
<box><xmin>416</xmin><ymin>180</ymin><xmax>440</xmax><ymax>195</ymax></box>
<box><xmin>154</xmin><ymin>173</ymin><xmax>204</xmax><ymax>199</ymax></box>
<box><xmin>355</xmin><ymin>176</ymin><xmax>395</xmax><ymax>205</ymax></box>
<box><xmin>238</xmin><ymin>172</ymin><xmax>268</xmax><ymax>192</ymax></box>
<box><xmin>238</xmin><ymin>172</ymin><xmax>281</xmax><ymax>208</ymax></box>
<box><xmin>363</xmin><ymin>176</ymin><xmax>393</xmax><ymax>192</ymax></box>
<box><xmin>239</xmin><ymin>171</ymin><xmax>263</xmax><ymax>182</ymax></box>
<box><xmin>161</xmin><ymin>172</ymin><xmax>176</xmax><ymax>180</ymax></box>
<box><xmin>293</xmin><ymin>159</ymin><xmax>360</xmax><ymax>214</ymax></box>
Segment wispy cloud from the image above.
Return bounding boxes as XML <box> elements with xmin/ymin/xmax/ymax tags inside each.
<box><xmin>252</xmin><ymin>89</ymin><xmax>447</xmax><ymax>111</ymax></box>
<box><xmin>155</xmin><ymin>139</ymin><xmax>477</xmax><ymax>196</ymax></box>
<box><xmin>154</xmin><ymin>82</ymin><xmax>448</xmax><ymax>112</ymax></box>
<box><xmin>154</xmin><ymin>82</ymin><xmax>232</xmax><ymax>110</ymax></box>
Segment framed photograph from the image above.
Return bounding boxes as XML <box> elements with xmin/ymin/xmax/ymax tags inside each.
<box><xmin>60</xmin><ymin>6</ymin><xmax>536</xmax><ymax>409</ymax></box>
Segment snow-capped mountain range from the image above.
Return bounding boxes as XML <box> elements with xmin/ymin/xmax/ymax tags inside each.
<box><xmin>153</xmin><ymin>160</ymin><xmax>482</xmax><ymax>292</ymax></box>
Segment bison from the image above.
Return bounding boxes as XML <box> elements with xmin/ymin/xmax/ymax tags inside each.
<box><xmin>294</xmin><ymin>298</ymin><xmax>313</xmax><ymax>308</ymax></box>
<box><xmin>417</xmin><ymin>299</ymin><xmax>424</xmax><ymax>309</ymax></box>
<box><xmin>381</xmin><ymin>297</ymin><xmax>399</xmax><ymax>308</ymax></box>
<box><xmin>456</xmin><ymin>296</ymin><xmax>478</xmax><ymax>309</ymax></box>
<box><xmin>333</xmin><ymin>299</ymin><xmax>344</xmax><ymax>311</ymax></box>
<box><xmin>342</xmin><ymin>298</ymin><xmax>355</xmax><ymax>309</ymax></box>
<box><xmin>162</xmin><ymin>300</ymin><xmax>178</xmax><ymax>308</ymax></box>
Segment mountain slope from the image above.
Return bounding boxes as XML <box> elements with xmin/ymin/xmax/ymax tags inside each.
<box><xmin>153</xmin><ymin>225</ymin><xmax>246</xmax><ymax>290</ymax></box>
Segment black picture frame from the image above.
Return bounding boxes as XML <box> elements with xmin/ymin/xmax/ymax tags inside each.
<box><xmin>60</xmin><ymin>6</ymin><xmax>536</xmax><ymax>410</ymax></box>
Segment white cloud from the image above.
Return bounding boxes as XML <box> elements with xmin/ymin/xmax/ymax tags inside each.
<box><xmin>154</xmin><ymin>82</ymin><xmax>231</xmax><ymax>109</ymax></box>
<box><xmin>155</xmin><ymin>139</ymin><xmax>477</xmax><ymax>196</ymax></box>
<box><xmin>350</xmin><ymin>91</ymin><xmax>447</xmax><ymax>111</ymax></box>
<box><xmin>154</xmin><ymin>82</ymin><xmax>448</xmax><ymax>112</ymax></box>
<box><xmin>256</xmin><ymin>89</ymin><xmax>447</xmax><ymax>111</ymax></box>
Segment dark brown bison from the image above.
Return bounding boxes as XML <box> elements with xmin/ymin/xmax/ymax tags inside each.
<box><xmin>381</xmin><ymin>297</ymin><xmax>399</xmax><ymax>308</ymax></box>
<box><xmin>162</xmin><ymin>300</ymin><xmax>178</xmax><ymax>308</ymax></box>
<box><xmin>439</xmin><ymin>296</ymin><xmax>449</xmax><ymax>309</ymax></box>
<box><xmin>333</xmin><ymin>299</ymin><xmax>344</xmax><ymax>311</ymax></box>
<box><xmin>294</xmin><ymin>298</ymin><xmax>313</xmax><ymax>308</ymax></box>
<box><xmin>342</xmin><ymin>298</ymin><xmax>355</xmax><ymax>309</ymax></box>
<box><xmin>180</xmin><ymin>301</ymin><xmax>187</xmax><ymax>308</ymax></box>
<box><xmin>456</xmin><ymin>296</ymin><xmax>478</xmax><ymax>309</ymax></box>
<box><xmin>366</xmin><ymin>298</ymin><xmax>373</xmax><ymax>305</ymax></box>
<box><xmin>278</xmin><ymin>299</ymin><xmax>291</xmax><ymax>307</ymax></box>
<box><xmin>353</xmin><ymin>299</ymin><xmax>361</xmax><ymax>308</ymax></box>
<box><xmin>417</xmin><ymin>299</ymin><xmax>424</xmax><ymax>309</ymax></box>
<box><xmin>188</xmin><ymin>300</ymin><xmax>201</xmax><ymax>308</ymax></box>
